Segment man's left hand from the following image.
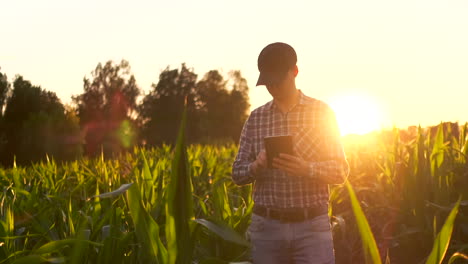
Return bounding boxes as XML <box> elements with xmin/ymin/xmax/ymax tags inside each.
<box><xmin>273</xmin><ymin>153</ymin><xmax>309</xmax><ymax>177</ymax></box>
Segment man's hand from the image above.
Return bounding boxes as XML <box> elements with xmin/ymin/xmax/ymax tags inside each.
<box><xmin>273</xmin><ymin>153</ymin><xmax>309</xmax><ymax>177</ymax></box>
<box><xmin>250</xmin><ymin>150</ymin><xmax>267</xmax><ymax>175</ymax></box>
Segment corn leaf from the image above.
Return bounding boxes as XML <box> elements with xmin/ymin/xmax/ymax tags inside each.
<box><xmin>10</xmin><ymin>255</ymin><xmax>49</xmax><ymax>264</ymax></box>
<box><xmin>89</xmin><ymin>183</ymin><xmax>133</xmax><ymax>200</ymax></box>
<box><xmin>34</xmin><ymin>239</ymin><xmax>102</xmax><ymax>255</ymax></box>
<box><xmin>345</xmin><ymin>181</ymin><xmax>382</xmax><ymax>264</ymax></box>
<box><xmin>430</xmin><ymin>124</ymin><xmax>445</xmax><ymax>177</ymax></box>
<box><xmin>194</xmin><ymin>218</ymin><xmax>250</xmax><ymax>247</ymax></box>
<box><xmin>425</xmin><ymin>198</ymin><xmax>460</xmax><ymax>264</ymax></box>
<box><xmin>127</xmin><ymin>183</ymin><xmax>167</xmax><ymax>264</ymax></box>
<box><xmin>165</xmin><ymin>103</ymin><xmax>195</xmax><ymax>264</ymax></box>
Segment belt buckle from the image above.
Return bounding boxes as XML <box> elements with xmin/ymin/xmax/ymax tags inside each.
<box><xmin>291</xmin><ymin>209</ymin><xmax>310</xmax><ymax>222</ymax></box>
<box><xmin>279</xmin><ymin>211</ymin><xmax>300</xmax><ymax>223</ymax></box>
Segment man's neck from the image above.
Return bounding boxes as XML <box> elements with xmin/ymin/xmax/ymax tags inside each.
<box><xmin>274</xmin><ymin>88</ymin><xmax>299</xmax><ymax>113</ymax></box>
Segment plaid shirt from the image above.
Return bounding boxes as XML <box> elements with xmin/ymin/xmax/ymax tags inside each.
<box><xmin>232</xmin><ymin>90</ymin><xmax>349</xmax><ymax>209</ymax></box>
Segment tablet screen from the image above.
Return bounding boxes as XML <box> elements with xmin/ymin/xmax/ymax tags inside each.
<box><xmin>264</xmin><ymin>135</ymin><xmax>294</xmax><ymax>168</ymax></box>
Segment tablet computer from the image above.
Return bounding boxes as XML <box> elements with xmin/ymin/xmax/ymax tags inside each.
<box><xmin>264</xmin><ymin>135</ymin><xmax>295</xmax><ymax>168</ymax></box>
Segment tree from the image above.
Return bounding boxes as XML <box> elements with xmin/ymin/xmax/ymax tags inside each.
<box><xmin>196</xmin><ymin>70</ymin><xmax>231</xmax><ymax>141</ymax></box>
<box><xmin>0</xmin><ymin>76</ymin><xmax>82</xmax><ymax>166</ymax></box>
<box><xmin>0</xmin><ymin>69</ymin><xmax>10</xmax><ymax>118</ymax></box>
<box><xmin>138</xmin><ymin>64</ymin><xmax>199</xmax><ymax>146</ymax></box>
<box><xmin>0</xmin><ymin>69</ymin><xmax>11</xmax><ymax>159</ymax></box>
<box><xmin>73</xmin><ymin>60</ymin><xmax>140</xmax><ymax>156</ymax></box>
<box><xmin>139</xmin><ymin>65</ymin><xmax>250</xmax><ymax>145</ymax></box>
<box><xmin>197</xmin><ymin>70</ymin><xmax>250</xmax><ymax>143</ymax></box>
<box><xmin>225</xmin><ymin>70</ymin><xmax>250</xmax><ymax>141</ymax></box>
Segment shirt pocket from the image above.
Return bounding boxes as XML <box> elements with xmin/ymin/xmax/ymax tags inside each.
<box><xmin>293</xmin><ymin>127</ymin><xmax>320</xmax><ymax>161</ymax></box>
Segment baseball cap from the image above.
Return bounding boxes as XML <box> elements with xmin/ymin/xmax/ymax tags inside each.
<box><xmin>256</xmin><ymin>42</ymin><xmax>297</xmax><ymax>86</ymax></box>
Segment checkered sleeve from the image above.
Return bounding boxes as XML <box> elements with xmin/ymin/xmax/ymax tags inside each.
<box><xmin>232</xmin><ymin>115</ymin><xmax>256</xmax><ymax>185</ymax></box>
<box><xmin>309</xmin><ymin>105</ymin><xmax>349</xmax><ymax>184</ymax></box>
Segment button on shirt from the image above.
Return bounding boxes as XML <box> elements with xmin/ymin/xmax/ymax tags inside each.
<box><xmin>232</xmin><ymin>90</ymin><xmax>349</xmax><ymax>209</ymax></box>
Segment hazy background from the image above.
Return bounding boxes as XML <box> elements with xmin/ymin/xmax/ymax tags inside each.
<box><xmin>2</xmin><ymin>0</ymin><xmax>468</xmax><ymax>129</ymax></box>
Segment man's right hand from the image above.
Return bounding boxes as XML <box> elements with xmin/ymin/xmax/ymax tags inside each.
<box><xmin>250</xmin><ymin>150</ymin><xmax>267</xmax><ymax>175</ymax></box>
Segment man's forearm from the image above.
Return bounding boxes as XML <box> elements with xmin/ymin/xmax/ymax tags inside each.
<box><xmin>308</xmin><ymin>160</ymin><xmax>349</xmax><ymax>184</ymax></box>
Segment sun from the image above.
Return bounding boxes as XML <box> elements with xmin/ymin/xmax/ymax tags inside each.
<box><xmin>328</xmin><ymin>94</ymin><xmax>384</xmax><ymax>136</ymax></box>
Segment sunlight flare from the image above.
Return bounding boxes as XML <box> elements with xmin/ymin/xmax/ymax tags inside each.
<box><xmin>328</xmin><ymin>94</ymin><xmax>385</xmax><ymax>136</ymax></box>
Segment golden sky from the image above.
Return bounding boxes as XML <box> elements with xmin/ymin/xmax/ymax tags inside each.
<box><xmin>2</xmin><ymin>0</ymin><xmax>468</xmax><ymax>134</ymax></box>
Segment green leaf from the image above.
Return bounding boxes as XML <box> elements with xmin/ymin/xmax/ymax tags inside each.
<box><xmin>88</xmin><ymin>183</ymin><xmax>133</xmax><ymax>200</ymax></box>
<box><xmin>165</xmin><ymin>104</ymin><xmax>195</xmax><ymax>264</ymax></box>
<box><xmin>67</xmin><ymin>197</ymin><xmax>75</xmax><ymax>236</ymax></box>
<box><xmin>212</xmin><ymin>179</ymin><xmax>233</xmax><ymax>224</ymax></box>
<box><xmin>425</xmin><ymin>198</ymin><xmax>461</xmax><ymax>264</ymax></box>
<box><xmin>141</xmin><ymin>151</ymin><xmax>153</xmax><ymax>181</ymax></box>
<box><xmin>34</xmin><ymin>239</ymin><xmax>102</xmax><ymax>255</ymax></box>
<box><xmin>10</xmin><ymin>255</ymin><xmax>48</xmax><ymax>264</ymax></box>
<box><xmin>194</xmin><ymin>219</ymin><xmax>250</xmax><ymax>247</ymax></box>
<box><xmin>127</xmin><ymin>183</ymin><xmax>167</xmax><ymax>263</ymax></box>
<box><xmin>345</xmin><ymin>181</ymin><xmax>382</xmax><ymax>264</ymax></box>
<box><xmin>462</xmin><ymin>130</ymin><xmax>468</xmax><ymax>156</ymax></box>
<box><xmin>430</xmin><ymin>124</ymin><xmax>445</xmax><ymax>177</ymax></box>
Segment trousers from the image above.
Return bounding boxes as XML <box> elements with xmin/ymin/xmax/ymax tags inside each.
<box><xmin>247</xmin><ymin>213</ymin><xmax>335</xmax><ymax>264</ymax></box>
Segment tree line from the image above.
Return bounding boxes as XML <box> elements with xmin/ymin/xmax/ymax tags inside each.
<box><xmin>0</xmin><ymin>60</ymin><xmax>250</xmax><ymax>167</ymax></box>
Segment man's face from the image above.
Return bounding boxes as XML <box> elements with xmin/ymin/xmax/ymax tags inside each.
<box><xmin>265</xmin><ymin>68</ymin><xmax>296</xmax><ymax>100</ymax></box>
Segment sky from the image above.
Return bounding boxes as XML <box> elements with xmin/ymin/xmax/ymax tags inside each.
<box><xmin>2</xmin><ymin>0</ymin><xmax>468</xmax><ymax>134</ymax></box>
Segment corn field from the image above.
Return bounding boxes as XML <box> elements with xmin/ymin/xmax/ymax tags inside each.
<box><xmin>1</xmin><ymin>116</ymin><xmax>468</xmax><ymax>263</ymax></box>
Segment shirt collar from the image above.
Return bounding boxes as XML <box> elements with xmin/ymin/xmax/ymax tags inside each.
<box><xmin>268</xmin><ymin>89</ymin><xmax>307</xmax><ymax>111</ymax></box>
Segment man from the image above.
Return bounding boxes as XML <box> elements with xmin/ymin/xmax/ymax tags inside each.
<box><xmin>232</xmin><ymin>42</ymin><xmax>349</xmax><ymax>264</ymax></box>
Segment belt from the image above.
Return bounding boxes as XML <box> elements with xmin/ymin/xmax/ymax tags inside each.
<box><xmin>253</xmin><ymin>205</ymin><xmax>328</xmax><ymax>222</ymax></box>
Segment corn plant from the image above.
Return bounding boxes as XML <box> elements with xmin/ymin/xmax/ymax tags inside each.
<box><xmin>0</xmin><ymin>122</ymin><xmax>467</xmax><ymax>263</ymax></box>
